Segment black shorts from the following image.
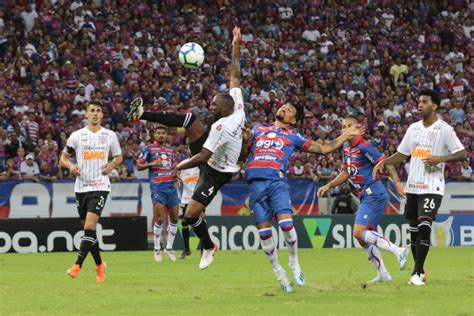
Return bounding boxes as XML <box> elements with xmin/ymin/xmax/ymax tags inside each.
<box><xmin>405</xmin><ymin>193</ymin><xmax>443</xmax><ymax>221</ymax></box>
<box><xmin>191</xmin><ymin>163</ymin><xmax>232</xmax><ymax>207</ymax></box>
<box><xmin>75</xmin><ymin>191</ymin><xmax>109</xmax><ymax>220</ymax></box>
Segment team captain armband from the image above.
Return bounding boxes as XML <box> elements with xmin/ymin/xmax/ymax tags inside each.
<box><xmin>65</xmin><ymin>146</ymin><xmax>76</xmax><ymax>155</ymax></box>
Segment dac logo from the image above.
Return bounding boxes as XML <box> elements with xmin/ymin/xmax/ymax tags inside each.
<box><xmin>303</xmin><ymin>218</ymin><xmax>332</xmax><ymax>248</ymax></box>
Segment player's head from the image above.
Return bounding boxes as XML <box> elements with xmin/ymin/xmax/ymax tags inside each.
<box><xmin>275</xmin><ymin>103</ymin><xmax>304</xmax><ymax>126</ymax></box>
<box><xmin>342</xmin><ymin>116</ymin><xmax>359</xmax><ymax>143</ymax></box>
<box><xmin>153</xmin><ymin>126</ymin><xmax>167</xmax><ymax>144</ymax></box>
<box><xmin>418</xmin><ymin>89</ymin><xmax>440</xmax><ymax>120</ymax></box>
<box><xmin>210</xmin><ymin>93</ymin><xmax>234</xmax><ymax>121</ymax></box>
<box><xmin>85</xmin><ymin>101</ymin><xmax>104</xmax><ymax>126</ymax></box>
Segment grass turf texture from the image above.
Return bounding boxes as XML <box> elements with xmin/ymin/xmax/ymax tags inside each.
<box><xmin>1</xmin><ymin>247</ymin><xmax>472</xmax><ymax>315</ymax></box>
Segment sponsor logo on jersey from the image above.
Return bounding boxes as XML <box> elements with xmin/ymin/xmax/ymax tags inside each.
<box><xmin>411</xmin><ymin>147</ymin><xmax>432</xmax><ymax>159</ymax></box>
<box><xmin>255</xmin><ymin>137</ymin><xmax>284</xmax><ymax>150</ymax></box>
<box><xmin>83</xmin><ymin>150</ymin><xmax>105</xmax><ymax>160</ymax></box>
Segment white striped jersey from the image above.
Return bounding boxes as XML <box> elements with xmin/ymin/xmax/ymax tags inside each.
<box><xmin>397</xmin><ymin>119</ymin><xmax>464</xmax><ymax>195</ymax></box>
<box><xmin>65</xmin><ymin>127</ymin><xmax>122</xmax><ymax>193</ymax></box>
<box><xmin>179</xmin><ymin>167</ymin><xmax>200</xmax><ymax>204</ymax></box>
<box><xmin>203</xmin><ymin>87</ymin><xmax>245</xmax><ymax>173</ymax></box>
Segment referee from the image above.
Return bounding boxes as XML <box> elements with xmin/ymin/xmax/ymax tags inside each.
<box><xmin>373</xmin><ymin>89</ymin><xmax>466</xmax><ymax>286</ymax></box>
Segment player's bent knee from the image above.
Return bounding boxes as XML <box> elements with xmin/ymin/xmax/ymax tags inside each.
<box><xmin>278</xmin><ymin>218</ymin><xmax>294</xmax><ymax>231</ymax></box>
<box><xmin>258</xmin><ymin>228</ymin><xmax>273</xmax><ymax>240</ymax></box>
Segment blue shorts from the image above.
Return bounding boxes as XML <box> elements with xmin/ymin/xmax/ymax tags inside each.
<box><xmin>354</xmin><ymin>189</ymin><xmax>388</xmax><ymax>229</ymax></box>
<box><xmin>249</xmin><ymin>179</ymin><xmax>293</xmax><ymax>224</ymax></box>
<box><xmin>150</xmin><ymin>183</ymin><xmax>180</xmax><ymax>208</ymax></box>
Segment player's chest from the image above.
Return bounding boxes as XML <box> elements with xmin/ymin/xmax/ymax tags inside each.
<box><xmin>254</xmin><ymin>131</ymin><xmax>292</xmax><ymax>150</ymax></box>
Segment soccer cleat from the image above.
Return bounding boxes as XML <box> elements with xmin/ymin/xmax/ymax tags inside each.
<box><xmin>199</xmin><ymin>243</ymin><xmax>218</xmax><ymax>270</ymax></box>
<box><xmin>164</xmin><ymin>249</ymin><xmax>177</xmax><ymax>262</ymax></box>
<box><xmin>276</xmin><ymin>269</ymin><xmax>294</xmax><ymax>293</ymax></box>
<box><xmin>96</xmin><ymin>262</ymin><xmax>106</xmax><ymax>283</ymax></box>
<box><xmin>178</xmin><ymin>249</ymin><xmax>191</xmax><ymax>259</ymax></box>
<box><xmin>127</xmin><ymin>97</ymin><xmax>144</xmax><ymax>120</ymax></box>
<box><xmin>154</xmin><ymin>250</ymin><xmax>162</xmax><ymax>263</ymax></box>
<box><xmin>397</xmin><ymin>247</ymin><xmax>409</xmax><ymax>270</ymax></box>
<box><xmin>67</xmin><ymin>264</ymin><xmax>81</xmax><ymax>278</ymax></box>
<box><xmin>367</xmin><ymin>273</ymin><xmax>392</xmax><ymax>283</ymax></box>
<box><xmin>408</xmin><ymin>273</ymin><xmax>426</xmax><ymax>286</ymax></box>
<box><xmin>290</xmin><ymin>264</ymin><xmax>305</xmax><ymax>287</ymax></box>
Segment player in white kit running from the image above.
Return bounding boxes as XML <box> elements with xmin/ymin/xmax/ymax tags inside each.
<box><xmin>59</xmin><ymin>101</ymin><xmax>123</xmax><ymax>283</ymax></box>
<box><xmin>373</xmin><ymin>89</ymin><xmax>466</xmax><ymax>286</ymax></box>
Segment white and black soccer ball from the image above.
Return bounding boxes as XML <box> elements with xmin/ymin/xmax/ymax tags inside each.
<box><xmin>178</xmin><ymin>42</ymin><xmax>205</xmax><ymax>69</ymax></box>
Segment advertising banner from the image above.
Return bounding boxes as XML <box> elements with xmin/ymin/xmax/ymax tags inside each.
<box><xmin>0</xmin><ymin>217</ymin><xmax>147</xmax><ymax>253</ymax></box>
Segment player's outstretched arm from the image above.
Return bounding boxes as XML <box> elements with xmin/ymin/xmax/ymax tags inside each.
<box><xmin>175</xmin><ymin>148</ymin><xmax>213</xmax><ymax>171</ymax></box>
<box><xmin>229</xmin><ymin>27</ymin><xmax>241</xmax><ymax>89</ymax></box>
<box><xmin>372</xmin><ymin>152</ymin><xmax>409</xmax><ymax>178</ymax></box>
<box><xmin>317</xmin><ymin>170</ymin><xmax>350</xmax><ymax>197</ymax></box>
<box><xmin>422</xmin><ymin>149</ymin><xmax>467</xmax><ymax>167</ymax></box>
<box><xmin>385</xmin><ymin>165</ymin><xmax>406</xmax><ymax>198</ymax></box>
<box><xmin>307</xmin><ymin>124</ymin><xmax>365</xmax><ymax>155</ymax></box>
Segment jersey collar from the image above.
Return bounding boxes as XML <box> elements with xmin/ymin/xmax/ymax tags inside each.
<box><xmin>351</xmin><ymin>135</ymin><xmax>363</xmax><ymax>147</ymax></box>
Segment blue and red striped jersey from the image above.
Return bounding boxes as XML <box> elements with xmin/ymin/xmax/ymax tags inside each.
<box><xmin>245</xmin><ymin>124</ymin><xmax>311</xmax><ymax>181</ymax></box>
<box><xmin>343</xmin><ymin>136</ymin><xmax>385</xmax><ymax>195</ymax></box>
<box><xmin>138</xmin><ymin>143</ymin><xmax>175</xmax><ymax>187</ymax></box>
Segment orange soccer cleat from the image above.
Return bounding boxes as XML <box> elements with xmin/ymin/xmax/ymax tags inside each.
<box><xmin>67</xmin><ymin>264</ymin><xmax>81</xmax><ymax>278</ymax></box>
<box><xmin>95</xmin><ymin>262</ymin><xmax>107</xmax><ymax>283</ymax></box>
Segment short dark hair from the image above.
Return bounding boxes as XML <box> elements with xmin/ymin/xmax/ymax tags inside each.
<box><xmin>215</xmin><ymin>93</ymin><xmax>235</xmax><ymax>109</ymax></box>
<box><xmin>86</xmin><ymin>100</ymin><xmax>103</xmax><ymax>110</ymax></box>
<box><xmin>418</xmin><ymin>89</ymin><xmax>440</xmax><ymax>107</ymax></box>
<box><xmin>154</xmin><ymin>125</ymin><xmax>168</xmax><ymax>132</ymax></box>
<box><xmin>293</xmin><ymin>103</ymin><xmax>305</xmax><ymax>125</ymax></box>
<box><xmin>344</xmin><ymin>115</ymin><xmax>359</xmax><ymax>123</ymax></box>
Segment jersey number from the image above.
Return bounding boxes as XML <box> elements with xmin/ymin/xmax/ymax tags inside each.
<box><xmin>423</xmin><ymin>198</ymin><xmax>435</xmax><ymax>210</ymax></box>
<box><xmin>201</xmin><ymin>186</ymin><xmax>214</xmax><ymax>198</ymax></box>
<box><xmin>96</xmin><ymin>196</ymin><xmax>105</xmax><ymax>210</ymax></box>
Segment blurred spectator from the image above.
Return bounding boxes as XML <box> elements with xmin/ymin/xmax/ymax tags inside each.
<box><xmin>461</xmin><ymin>160</ymin><xmax>473</xmax><ymax>181</ymax></box>
<box><xmin>289</xmin><ymin>158</ymin><xmax>307</xmax><ymax>179</ymax></box>
<box><xmin>20</xmin><ymin>153</ymin><xmax>39</xmax><ymax>182</ymax></box>
<box><xmin>446</xmin><ymin>162</ymin><xmax>463</xmax><ymax>180</ymax></box>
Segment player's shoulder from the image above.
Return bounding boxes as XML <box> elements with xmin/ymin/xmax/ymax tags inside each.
<box><xmin>254</xmin><ymin>123</ymin><xmax>273</xmax><ymax>132</ymax></box>
<box><xmin>436</xmin><ymin>119</ymin><xmax>454</xmax><ymax>131</ymax></box>
<box><xmin>69</xmin><ymin>128</ymin><xmax>85</xmax><ymax>139</ymax></box>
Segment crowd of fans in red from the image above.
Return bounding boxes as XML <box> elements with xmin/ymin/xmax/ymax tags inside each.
<box><xmin>0</xmin><ymin>0</ymin><xmax>472</xmax><ymax>185</ymax></box>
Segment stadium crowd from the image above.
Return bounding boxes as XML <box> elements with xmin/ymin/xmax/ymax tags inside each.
<box><xmin>0</xmin><ymin>0</ymin><xmax>473</xmax><ymax>184</ymax></box>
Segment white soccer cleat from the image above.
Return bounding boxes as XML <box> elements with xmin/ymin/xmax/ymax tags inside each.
<box><xmin>408</xmin><ymin>273</ymin><xmax>426</xmax><ymax>286</ymax></box>
<box><xmin>367</xmin><ymin>272</ymin><xmax>392</xmax><ymax>283</ymax></box>
<box><xmin>154</xmin><ymin>250</ymin><xmax>162</xmax><ymax>263</ymax></box>
<box><xmin>128</xmin><ymin>97</ymin><xmax>144</xmax><ymax>120</ymax></box>
<box><xmin>290</xmin><ymin>264</ymin><xmax>305</xmax><ymax>287</ymax></box>
<box><xmin>164</xmin><ymin>249</ymin><xmax>177</xmax><ymax>262</ymax></box>
<box><xmin>397</xmin><ymin>247</ymin><xmax>409</xmax><ymax>270</ymax></box>
<box><xmin>276</xmin><ymin>269</ymin><xmax>294</xmax><ymax>293</ymax></box>
<box><xmin>199</xmin><ymin>244</ymin><xmax>218</xmax><ymax>270</ymax></box>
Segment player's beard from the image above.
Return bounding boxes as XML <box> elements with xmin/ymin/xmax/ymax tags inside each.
<box><xmin>213</xmin><ymin>112</ymin><xmax>223</xmax><ymax>123</ymax></box>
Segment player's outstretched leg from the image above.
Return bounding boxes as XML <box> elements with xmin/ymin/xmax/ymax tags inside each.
<box><xmin>179</xmin><ymin>223</ymin><xmax>192</xmax><ymax>259</ymax></box>
<box><xmin>259</xmin><ymin>227</ymin><xmax>294</xmax><ymax>293</ymax></box>
<box><xmin>362</xmin><ymin>230</ymin><xmax>409</xmax><ymax>270</ymax></box>
<box><xmin>364</xmin><ymin>245</ymin><xmax>392</xmax><ymax>283</ymax></box>
<box><xmin>278</xmin><ymin>217</ymin><xmax>304</xmax><ymax>287</ymax></box>
<box><xmin>67</xmin><ymin>229</ymin><xmax>97</xmax><ymax>278</ymax></box>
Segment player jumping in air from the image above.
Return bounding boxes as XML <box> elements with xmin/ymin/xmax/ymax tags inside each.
<box><xmin>60</xmin><ymin>101</ymin><xmax>123</xmax><ymax>283</ymax></box>
<box><xmin>318</xmin><ymin>116</ymin><xmax>409</xmax><ymax>284</ymax></box>
<box><xmin>243</xmin><ymin>107</ymin><xmax>364</xmax><ymax>292</ymax></box>
<box><xmin>128</xmin><ymin>27</ymin><xmax>244</xmax><ymax>270</ymax></box>
<box><xmin>373</xmin><ymin>89</ymin><xmax>466</xmax><ymax>286</ymax></box>
<box><xmin>137</xmin><ymin>126</ymin><xmax>180</xmax><ymax>262</ymax></box>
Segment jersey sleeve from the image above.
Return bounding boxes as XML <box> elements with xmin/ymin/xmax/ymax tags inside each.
<box><xmin>203</xmin><ymin>121</ymin><xmax>227</xmax><ymax>154</ymax></box>
<box><xmin>64</xmin><ymin>132</ymin><xmax>78</xmax><ymax>154</ymax></box>
<box><xmin>293</xmin><ymin>132</ymin><xmax>312</xmax><ymax>151</ymax></box>
<box><xmin>109</xmin><ymin>132</ymin><xmax>122</xmax><ymax>156</ymax></box>
<box><xmin>230</xmin><ymin>88</ymin><xmax>245</xmax><ymax>115</ymax></box>
<box><xmin>360</xmin><ymin>143</ymin><xmax>385</xmax><ymax>165</ymax></box>
<box><xmin>138</xmin><ymin>147</ymin><xmax>149</xmax><ymax>164</ymax></box>
<box><xmin>445</xmin><ymin>125</ymin><xmax>465</xmax><ymax>154</ymax></box>
<box><xmin>397</xmin><ymin>125</ymin><xmax>412</xmax><ymax>155</ymax></box>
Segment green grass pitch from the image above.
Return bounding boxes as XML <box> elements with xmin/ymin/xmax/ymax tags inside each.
<box><xmin>1</xmin><ymin>247</ymin><xmax>472</xmax><ymax>315</ymax></box>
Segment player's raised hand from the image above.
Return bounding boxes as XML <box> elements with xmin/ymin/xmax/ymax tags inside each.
<box><xmin>70</xmin><ymin>164</ymin><xmax>81</xmax><ymax>176</ymax></box>
<box><xmin>232</xmin><ymin>26</ymin><xmax>241</xmax><ymax>46</ymax></box>
<box><xmin>422</xmin><ymin>155</ymin><xmax>443</xmax><ymax>167</ymax></box>
<box><xmin>242</xmin><ymin>127</ymin><xmax>252</xmax><ymax>142</ymax></box>
<box><xmin>372</xmin><ymin>160</ymin><xmax>385</xmax><ymax>178</ymax></box>
<box><xmin>395</xmin><ymin>182</ymin><xmax>406</xmax><ymax>199</ymax></box>
<box><xmin>101</xmin><ymin>163</ymin><xmax>115</xmax><ymax>175</ymax></box>
<box><xmin>346</xmin><ymin>124</ymin><xmax>366</xmax><ymax>137</ymax></box>
<box><xmin>317</xmin><ymin>184</ymin><xmax>331</xmax><ymax>198</ymax></box>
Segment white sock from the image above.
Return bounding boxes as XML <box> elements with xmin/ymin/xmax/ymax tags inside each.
<box><xmin>260</xmin><ymin>231</ymin><xmax>282</xmax><ymax>273</ymax></box>
<box><xmin>166</xmin><ymin>222</ymin><xmax>178</xmax><ymax>250</ymax></box>
<box><xmin>364</xmin><ymin>245</ymin><xmax>388</xmax><ymax>276</ymax></box>
<box><xmin>153</xmin><ymin>223</ymin><xmax>162</xmax><ymax>252</ymax></box>
<box><xmin>363</xmin><ymin>230</ymin><xmax>401</xmax><ymax>256</ymax></box>
<box><xmin>282</xmin><ymin>227</ymin><xmax>298</xmax><ymax>266</ymax></box>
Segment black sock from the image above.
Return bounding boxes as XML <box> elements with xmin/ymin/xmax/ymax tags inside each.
<box><xmin>408</xmin><ymin>222</ymin><xmax>418</xmax><ymax>262</ymax></box>
<box><xmin>75</xmin><ymin>229</ymin><xmax>96</xmax><ymax>267</ymax></box>
<box><xmin>182</xmin><ymin>225</ymin><xmax>190</xmax><ymax>250</ymax></box>
<box><xmin>90</xmin><ymin>240</ymin><xmax>102</xmax><ymax>265</ymax></box>
<box><xmin>141</xmin><ymin>112</ymin><xmax>196</xmax><ymax>128</ymax></box>
<box><xmin>415</xmin><ymin>220</ymin><xmax>432</xmax><ymax>275</ymax></box>
<box><xmin>185</xmin><ymin>217</ymin><xmax>214</xmax><ymax>250</ymax></box>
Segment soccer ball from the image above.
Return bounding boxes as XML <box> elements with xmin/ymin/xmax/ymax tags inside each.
<box><xmin>178</xmin><ymin>42</ymin><xmax>205</xmax><ymax>69</ymax></box>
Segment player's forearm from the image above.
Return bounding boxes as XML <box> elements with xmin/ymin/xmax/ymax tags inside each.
<box><xmin>439</xmin><ymin>149</ymin><xmax>467</xmax><ymax>163</ymax></box>
<box><xmin>59</xmin><ymin>153</ymin><xmax>73</xmax><ymax>169</ymax></box>
<box><xmin>384</xmin><ymin>152</ymin><xmax>409</xmax><ymax>166</ymax></box>
<box><xmin>328</xmin><ymin>171</ymin><xmax>350</xmax><ymax>189</ymax></box>
<box><xmin>229</xmin><ymin>40</ymin><xmax>240</xmax><ymax>89</ymax></box>
<box><xmin>109</xmin><ymin>155</ymin><xmax>123</xmax><ymax>169</ymax></box>
<box><xmin>386</xmin><ymin>165</ymin><xmax>401</xmax><ymax>185</ymax></box>
<box><xmin>310</xmin><ymin>133</ymin><xmax>349</xmax><ymax>155</ymax></box>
